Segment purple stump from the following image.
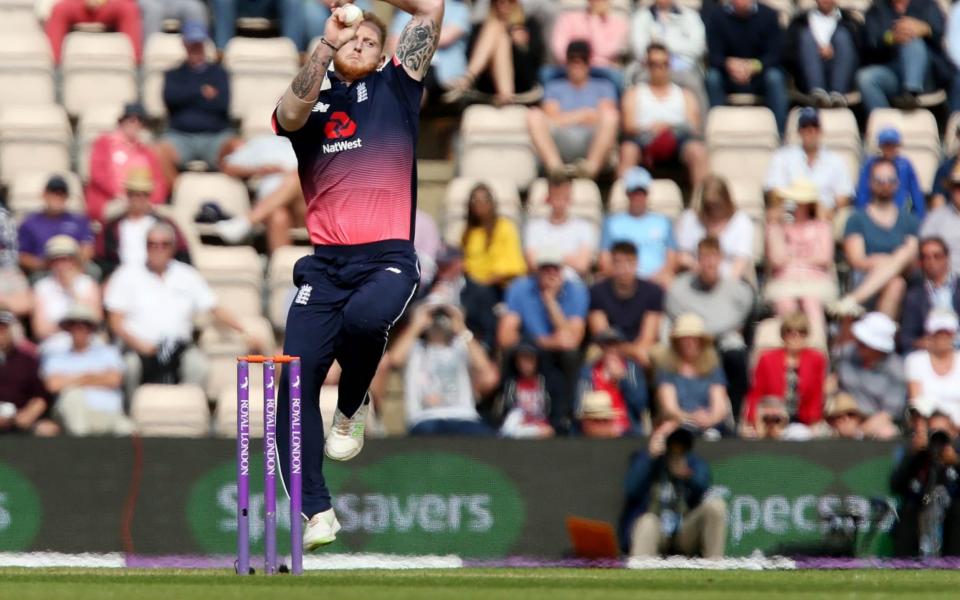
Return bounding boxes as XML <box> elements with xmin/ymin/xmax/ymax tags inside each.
<box><xmin>236</xmin><ymin>360</ymin><xmax>251</xmax><ymax>575</ymax></box>
<box><xmin>263</xmin><ymin>361</ymin><xmax>278</xmax><ymax>575</ymax></box>
<box><xmin>289</xmin><ymin>359</ymin><xmax>303</xmax><ymax>575</ymax></box>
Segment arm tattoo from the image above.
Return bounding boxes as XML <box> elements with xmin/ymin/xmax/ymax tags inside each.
<box><xmin>290</xmin><ymin>52</ymin><xmax>330</xmax><ymax>100</ymax></box>
<box><xmin>396</xmin><ymin>15</ymin><xmax>440</xmax><ymax>78</ymax></box>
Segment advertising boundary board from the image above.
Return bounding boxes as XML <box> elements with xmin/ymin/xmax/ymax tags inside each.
<box><xmin>0</xmin><ymin>438</ymin><xmax>900</xmax><ymax>557</ymax></box>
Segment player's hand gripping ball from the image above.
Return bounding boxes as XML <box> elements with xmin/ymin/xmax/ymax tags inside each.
<box><xmin>338</xmin><ymin>4</ymin><xmax>363</xmax><ymax>27</ymax></box>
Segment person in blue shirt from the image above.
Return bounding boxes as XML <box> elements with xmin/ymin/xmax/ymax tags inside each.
<box><xmin>855</xmin><ymin>127</ymin><xmax>926</xmax><ymax>218</ymax></box>
<box><xmin>599</xmin><ymin>166</ymin><xmax>678</xmax><ymax>287</ymax></box>
<box><xmin>498</xmin><ymin>246</ymin><xmax>589</xmax><ymax>433</ymax></box>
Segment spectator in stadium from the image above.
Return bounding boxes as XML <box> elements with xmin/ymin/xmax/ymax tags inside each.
<box><xmin>619</xmin><ymin>44</ymin><xmax>708</xmax><ymax>191</ymax></box>
<box><xmin>857</xmin><ymin>0</ymin><xmax>951</xmax><ymax>113</ymax></box>
<box><xmin>619</xmin><ymin>427</ymin><xmax>727</xmax><ymax>558</ymax></box>
<box><xmin>388</xmin><ymin>0</ymin><xmax>470</xmax><ymax>105</ymax></box>
<box><xmin>655</xmin><ymin>313</ymin><xmax>732</xmax><ymax>437</ymax></box>
<box><xmin>899</xmin><ymin>237</ymin><xmax>960</xmax><ymax>352</ymax></box>
<box><xmin>834</xmin><ymin>159</ymin><xmax>920</xmax><ymax>318</ymax></box>
<box><xmin>499</xmin><ymin>343</ymin><xmax>554</xmax><ymax>438</ymax></box>
<box><xmin>210</xmin><ymin>0</ymin><xmax>281</xmax><ymax>49</ymax></box>
<box><xmin>286</xmin><ymin>0</ymin><xmax>373</xmax><ymax>53</ymax></box>
<box><xmin>41</xmin><ymin>304</ymin><xmax>132</xmax><ymax>436</ymax></box>
<box><xmin>547</xmin><ymin>0</ymin><xmax>629</xmax><ymax>90</ymax></box>
<box><xmin>598</xmin><ymin>167</ymin><xmax>678</xmax><ymax>287</ymax></box>
<box><xmin>85</xmin><ymin>103</ymin><xmax>168</xmax><ymax>223</ymax></box>
<box><xmin>422</xmin><ymin>245</ymin><xmax>499</xmax><ymax>351</ymax></box>
<box><xmin>823</xmin><ymin>392</ymin><xmax>865</xmax><ymax>439</ymax></box>
<box><xmin>577</xmin><ymin>328</ymin><xmax>648</xmax><ymax>438</ymax></box>
<box><xmin>889</xmin><ymin>409</ymin><xmax>960</xmax><ymax>556</ymax></box>
<box><xmin>31</xmin><ymin>236</ymin><xmax>103</xmax><ymax>346</ymax></box>
<box><xmin>414</xmin><ymin>210</ymin><xmax>443</xmax><ymax>288</ymax></box>
<box><xmin>589</xmin><ymin>241</ymin><xmax>663</xmax><ymax>367</ymax></box>
<box><xmin>0</xmin><ymin>208</ymin><xmax>32</xmax><ymax>319</ymax></box>
<box><xmin>666</xmin><ymin>237</ymin><xmax>752</xmax><ymax>421</ymax></box>
<box><xmin>522</xmin><ymin>172</ymin><xmax>598</xmax><ymax>280</ymax></box>
<box><xmin>526</xmin><ymin>41</ymin><xmax>619</xmax><ymax>179</ymax></box>
<box><xmin>922</xmin><ymin>165</ymin><xmax>960</xmax><ymax>269</ymax></box>
<box><xmin>155</xmin><ymin>21</ymin><xmax>241</xmax><ymax>186</ymax></box>
<box><xmin>855</xmin><ymin>127</ymin><xmax>926</xmax><ymax>218</ymax></box>
<box><xmin>388</xmin><ymin>302</ymin><xmax>499</xmax><ymax>436</ymax></box>
<box><xmin>0</xmin><ymin>310</ymin><xmax>59</xmax><ymax>436</ymax></box>
<box><xmin>18</xmin><ymin>176</ymin><xmax>95</xmax><ymax>276</ymax></box>
<box><xmin>97</xmin><ymin>168</ymin><xmax>190</xmax><ymax>277</ymax></box>
<box><xmin>783</xmin><ymin>0</ymin><xmax>861</xmax><ymax>106</ymax></box>
<box><xmin>630</xmin><ymin>0</ymin><xmax>707</xmax><ymax>109</ymax></box>
<box><xmin>461</xmin><ymin>183</ymin><xmax>527</xmax><ymax>289</ymax></box>
<box><xmin>905</xmin><ymin>309</ymin><xmax>960</xmax><ymax>426</ymax></box>
<box><xmin>764</xmin><ymin>107</ymin><xmax>854</xmax><ymax>215</ymax></box>
<box><xmin>104</xmin><ymin>223</ymin><xmax>257</xmax><ymax>400</ymax></box>
<box><xmin>835</xmin><ymin>311</ymin><xmax>907</xmax><ymax>440</ymax></box>
<box><xmin>447</xmin><ymin>0</ymin><xmax>545</xmax><ymax>104</ymax></box>
<box><xmin>743</xmin><ymin>312</ymin><xmax>827</xmax><ymax>438</ymax></box>
<box><xmin>675</xmin><ymin>175</ymin><xmax>754</xmax><ymax>282</ymax></box>
<box><xmin>497</xmin><ymin>246</ymin><xmax>589</xmax><ymax>433</ymax></box>
<box><xmin>138</xmin><ymin>0</ymin><xmax>208</xmax><ymax>39</ymax></box>
<box><xmin>705</xmin><ymin>0</ymin><xmax>788</xmax><ymax>134</ymax></box>
<box><xmin>45</xmin><ymin>0</ymin><xmax>143</xmax><ymax>65</ymax></box>
<box><xmin>765</xmin><ymin>179</ymin><xmax>837</xmax><ymax>344</ymax></box>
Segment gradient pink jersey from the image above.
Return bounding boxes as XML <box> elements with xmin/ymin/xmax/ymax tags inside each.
<box><xmin>272</xmin><ymin>57</ymin><xmax>422</xmax><ymax>246</ymax></box>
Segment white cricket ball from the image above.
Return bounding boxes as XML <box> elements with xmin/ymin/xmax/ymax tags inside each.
<box><xmin>340</xmin><ymin>4</ymin><xmax>363</xmax><ymax>26</ymax></box>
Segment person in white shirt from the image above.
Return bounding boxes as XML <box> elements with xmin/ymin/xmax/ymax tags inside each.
<box><xmin>906</xmin><ymin>309</ymin><xmax>960</xmax><ymax>427</ymax></box>
<box><xmin>630</xmin><ymin>0</ymin><xmax>707</xmax><ymax>109</ymax></box>
<box><xmin>675</xmin><ymin>175</ymin><xmax>754</xmax><ymax>281</ymax></box>
<box><xmin>523</xmin><ymin>173</ymin><xmax>598</xmax><ymax>279</ymax></box>
<box><xmin>764</xmin><ymin>107</ymin><xmax>854</xmax><ymax>215</ymax></box>
<box><xmin>104</xmin><ymin>222</ymin><xmax>258</xmax><ymax>400</ymax></box>
<box><xmin>32</xmin><ymin>235</ymin><xmax>102</xmax><ymax>345</ymax></box>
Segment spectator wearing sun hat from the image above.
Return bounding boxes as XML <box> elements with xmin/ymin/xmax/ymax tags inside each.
<box><xmin>17</xmin><ymin>175</ymin><xmax>95</xmax><ymax>275</ymax></box>
<box><xmin>855</xmin><ymin>126</ymin><xmax>926</xmax><ymax>218</ymax></box>
<box><xmin>31</xmin><ymin>236</ymin><xmax>103</xmax><ymax>346</ymax></box>
<box><xmin>823</xmin><ymin>392</ymin><xmax>865</xmax><ymax>439</ymax></box>
<box><xmin>836</xmin><ymin>311</ymin><xmax>906</xmax><ymax>439</ymax></box>
<box><xmin>905</xmin><ymin>309</ymin><xmax>960</xmax><ymax>428</ymax></box>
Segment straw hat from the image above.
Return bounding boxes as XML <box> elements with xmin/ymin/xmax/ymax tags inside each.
<box><xmin>825</xmin><ymin>393</ymin><xmax>863</xmax><ymax>419</ymax></box>
<box><xmin>580</xmin><ymin>391</ymin><xmax>618</xmax><ymax>419</ymax></box>
<box><xmin>670</xmin><ymin>313</ymin><xmax>711</xmax><ymax>340</ymax></box>
<box><xmin>125</xmin><ymin>167</ymin><xmax>154</xmax><ymax>193</ymax></box>
<box><xmin>778</xmin><ymin>178</ymin><xmax>819</xmax><ymax>205</ymax></box>
<box><xmin>44</xmin><ymin>234</ymin><xmax>79</xmax><ymax>260</ymax></box>
<box><xmin>58</xmin><ymin>304</ymin><xmax>100</xmax><ymax>328</ymax></box>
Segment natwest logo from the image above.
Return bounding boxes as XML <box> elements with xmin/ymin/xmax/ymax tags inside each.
<box><xmin>324</xmin><ymin>111</ymin><xmax>357</xmax><ymax>140</ymax></box>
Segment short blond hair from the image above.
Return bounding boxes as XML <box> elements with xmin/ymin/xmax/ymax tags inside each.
<box><xmin>780</xmin><ymin>312</ymin><xmax>810</xmax><ymax>338</ymax></box>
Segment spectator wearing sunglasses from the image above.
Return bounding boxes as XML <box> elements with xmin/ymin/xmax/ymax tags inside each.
<box><xmin>900</xmin><ymin>237</ymin><xmax>960</xmax><ymax>352</ymax></box>
<box><xmin>854</xmin><ymin>127</ymin><xmax>926</xmax><ymax>218</ymax></box>
<box><xmin>921</xmin><ymin>164</ymin><xmax>960</xmax><ymax>273</ymax></box>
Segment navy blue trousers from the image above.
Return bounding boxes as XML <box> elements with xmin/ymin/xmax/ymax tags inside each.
<box><xmin>276</xmin><ymin>240</ymin><xmax>419</xmax><ymax>518</ymax></box>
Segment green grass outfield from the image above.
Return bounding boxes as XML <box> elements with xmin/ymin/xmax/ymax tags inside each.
<box><xmin>3</xmin><ymin>568</ymin><xmax>960</xmax><ymax>599</ymax></box>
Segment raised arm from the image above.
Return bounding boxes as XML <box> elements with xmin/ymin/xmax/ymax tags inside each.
<box><xmin>391</xmin><ymin>0</ymin><xmax>445</xmax><ymax>81</ymax></box>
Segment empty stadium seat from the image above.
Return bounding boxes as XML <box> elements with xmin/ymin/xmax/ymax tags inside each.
<box><xmin>608</xmin><ymin>178</ymin><xmax>684</xmax><ymax>219</ymax></box>
<box><xmin>459</xmin><ymin>105</ymin><xmax>538</xmax><ymax>190</ymax></box>
<box><xmin>131</xmin><ymin>384</ymin><xmax>210</xmax><ymax>437</ymax></box>
<box><xmin>172</xmin><ymin>172</ymin><xmax>252</xmax><ymax>240</ymax></box>
<box><xmin>142</xmin><ymin>32</ymin><xmax>218</xmax><ymax>118</ymax></box>
<box><xmin>0</xmin><ymin>32</ymin><xmax>54</xmax><ymax>107</ymax></box>
<box><xmin>209</xmin><ymin>279</ymin><xmax>263</xmax><ymax>319</ymax></box>
<box><xmin>240</xmin><ymin>104</ymin><xmax>277</xmax><ymax>139</ymax></box>
<box><xmin>865</xmin><ymin>109</ymin><xmax>941</xmax><ymax>192</ymax></box>
<box><xmin>7</xmin><ymin>171</ymin><xmax>84</xmax><ymax>216</ymax></box>
<box><xmin>192</xmin><ymin>245</ymin><xmax>263</xmax><ymax>288</ymax></box>
<box><xmin>0</xmin><ymin>0</ymin><xmax>42</xmax><ymax>34</ymax></box>
<box><xmin>706</xmin><ymin>107</ymin><xmax>780</xmax><ymax>193</ymax></box>
<box><xmin>526</xmin><ymin>177</ymin><xmax>603</xmax><ymax>224</ymax></box>
<box><xmin>201</xmin><ymin>315</ymin><xmax>275</xmax><ymax>398</ymax></box>
<box><xmin>61</xmin><ymin>32</ymin><xmax>137</xmax><ymax>116</ymax></box>
<box><xmin>223</xmin><ymin>37</ymin><xmax>299</xmax><ymax>118</ymax></box>
<box><xmin>267</xmin><ymin>245</ymin><xmax>311</xmax><ymax>329</ymax></box>
<box><xmin>0</xmin><ymin>104</ymin><xmax>71</xmax><ymax>184</ymax></box>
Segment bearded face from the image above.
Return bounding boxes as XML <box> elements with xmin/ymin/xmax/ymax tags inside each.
<box><xmin>333</xmin><ymin>22</ymin><xmax>383</xmax><ymax>81</ymax></box>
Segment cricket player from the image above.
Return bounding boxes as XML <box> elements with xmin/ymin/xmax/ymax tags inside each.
<box><xmin>272</xmin><ymin>0</ymin><xmax>444</xmax><ymax>550</ymax></box>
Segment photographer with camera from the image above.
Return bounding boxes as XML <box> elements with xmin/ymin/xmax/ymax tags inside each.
<box><xmin>388</xmin><ymin>302</ymin><xmax>500</xmax><ymax>436</ymax></box>
<box><xmin>618</xmin><ymin>427</ymin><xmax>726</xmax><ymax>558</ymax></box>
<box><xmin>890</xmin><ymin>405</ymin><xmax>960</xmax><ymax>556</ymax></box>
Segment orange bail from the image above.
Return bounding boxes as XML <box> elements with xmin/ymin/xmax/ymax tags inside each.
<box><xmin>237</xmin><ymin>355</ymin><xmax>301</xmax><ymax>364</ymax></box>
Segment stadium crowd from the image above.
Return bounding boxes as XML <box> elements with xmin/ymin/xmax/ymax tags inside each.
<box><xmin>4</xmin><ymin>0</ymin><xmax>960</xmax><ymax>458</ymax></box>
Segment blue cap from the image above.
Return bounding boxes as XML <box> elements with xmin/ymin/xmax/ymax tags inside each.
<box><xmin>624</xmin><ymin>166</ymin><xmax>652</xmax><ymax>192</ymax></box>
<box><xmin>181</xmin><ymin>21</ymin><xmax>208</xmax><ymax>44</ymax></box>
<box><xmin>797</xmin><ymin>107</ymin><xmax>820</xmax><ymax>128</ymax></box>
<box><xmin>878</xmin><ymin>127</ymin><xmax>901</xmax><ymax>146</ymax></box>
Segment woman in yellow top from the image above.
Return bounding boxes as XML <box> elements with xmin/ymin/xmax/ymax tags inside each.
<box><xmin>461</xmin><ymin>183</ymin><xmax>527</xmax><ymax>287</ymax></box>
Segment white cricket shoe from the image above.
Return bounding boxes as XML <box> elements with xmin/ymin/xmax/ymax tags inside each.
<box><xmin>303</xmin><ymin>508</ymin><xmax>341</xmax><ymax>551</ymax></box>
<box><xmin>324</xmin><ymin>401</ymin><xmax>368</xmax><ymax>461</ymax></box>
<box><xmin>214</xmin><ymin>216</ymin><xmax>252</xmax><ymax>244</ymax></box>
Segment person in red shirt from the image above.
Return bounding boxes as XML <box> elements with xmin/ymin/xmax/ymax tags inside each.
<box><xmin>85</xmin><ymin>103</ymin><xmax>167</xmax><ymax>222</ymax></box>
<box><xmin>743</xmin><ymin>312</ymin><xmax>827</xmax><ymax>436</ymax></box>
<box><xmin>45</xmin><ymin>0</ymin><xmax>143</xmax><ymax>65</ymax></box>
<box><xmin>577</xmin><ymin>328</ymin><xmax>649</xmax><ymax>437</ymax></box>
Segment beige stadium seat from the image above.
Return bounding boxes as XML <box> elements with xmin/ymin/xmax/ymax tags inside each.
<box><xmin>142</xmin><ymin>32</ymin><xmax>217</xmax><ymax>118</ymax></box>
<box><xmin>945</xmin><ymin>112</ymin><xmax>960</xmax><ymax>157</ymax></box>
<box><xmin>7</xmin><ymin>171</ymin><xmax>84</xmax><ymax>216</ymax></box>
<box><xmin>0</xmin><ymin>33</ymin><xmax>54</xmax><ymax>107</ymax></box>
<box><xmin>131</xmin><ymin>384</ymin><xmax>210</xmax><ymax>437</ymax></box>
<box><xmin>727</xmin><ymin>178</ymin><xmax>765</xmax><ymax>220</ymax></box>
<box><xmin>460</xmin><ymin>105</ymin><xmax>538</xmax><ymax>190</ymax></box>
<box><xmin>267</xmin><ymin>245</ymin><xmax>311</xmax><ymax>329</ymax></box>
<box><xmin>193</xmin><ymin>245</ymin><xmax>263</xmax><ymax>288</ymax></box>
<box><xmin>224</xmin><ymin>37</ymin><xmax>298</xmax><ymax>118</ymax></box>
<box><xmin>76</xmin><ymin>104</ymin><xmax>126</xmax><ymax>180</ymax></box>
<box><xmin>0</xmin><ymin>104</ymin><xmax>71</xmax><ymax>184</ymax></box>
<box><xmin>209</xmin><ymin>279</ymin><xmax>262</xmax><ymax>318</ymax></box>
<box><xmin>706</xmin><ymin>106</ymin><xmax>780</xmax><ymax>192</ymax></box>
<box><xmin>201</xmin><ymin>315</ymin><xmax>275</xmax><ymax>398</ymax></box>
<box><xmin>214</xmin><ymin>379</ymin><xmax>266</xmax><ymax>438</ymax></box>
<box><xmin>172</xmin><ymin>172</ymin><xmax>252</xmax><ymax>239</ymax></box>
<box><xmin>61</xmin><ymin>32</ymin><xmax>136</xmax><ymax>116</ymax></box>
<box><xmin>0</xmin><ymin>0</ymin><xmax>41</xmax><ymax>33</ymax></box>
<box><xmin>526</xmin><ymin>177</ymin><xmax>602</xmax><ymax>224</ymax></box>
<box><xmin>608</xmin><ymin>178</ymin><xmax>684</xmax><ymax>219</ymax></box>
<box><xmin>241</xmin><ymin>104</ymin><xmax>278</xmax><ymax>139</ymax></box>
<box><xmin>864</xmin><ymin>109</ymin><xmax>941</xmax><ymax>192</ymax></box>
